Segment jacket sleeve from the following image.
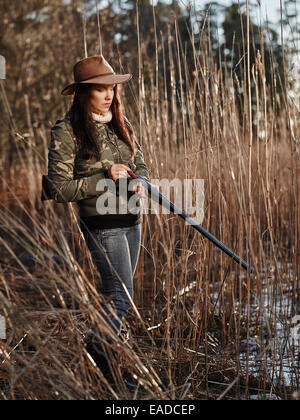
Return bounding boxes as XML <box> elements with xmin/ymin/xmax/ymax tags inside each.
<box><xmin>47</xmin><ymin>121</ymin><xmax>109</xmax><ymax>203</ymax></box>
<box><xmin>133</xmin><ymin>137</ymin><xmax>150</xmax><ymax>181</ymax></box>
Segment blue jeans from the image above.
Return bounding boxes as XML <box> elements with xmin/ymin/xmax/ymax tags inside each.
<box><xmin>82</xmin><ymin>224</ymin><xmax>142</xmax><ymax>335</ymax></box>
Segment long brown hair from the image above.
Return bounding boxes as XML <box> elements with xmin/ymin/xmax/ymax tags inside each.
<box><xmin>69</xmin><ymin>84</ymin><xmax>136</xmax><ymax>160</ymax></box>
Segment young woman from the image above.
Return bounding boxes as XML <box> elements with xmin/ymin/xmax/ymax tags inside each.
<box><xmin>47</xmin><ymin>55</ymin><xmax>150</xmax><ymax>386</ymax></box>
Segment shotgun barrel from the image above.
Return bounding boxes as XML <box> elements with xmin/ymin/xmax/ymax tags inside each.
<box><xmin>128</xmin><ymin>170</ymin><xmax>254</xmax><ymax>273</ymax></box>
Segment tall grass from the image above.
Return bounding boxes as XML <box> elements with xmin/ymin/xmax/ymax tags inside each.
<box><xmin>0</xmin><ymin>3</ymin><xmax>299</xmax><ymax>399</ymax></box>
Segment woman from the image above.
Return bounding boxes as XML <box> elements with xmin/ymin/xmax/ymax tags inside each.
<box><xmin>47</xmin><ymin>55</ymin><xmax>150</xmax><ymax>386</ymax></box>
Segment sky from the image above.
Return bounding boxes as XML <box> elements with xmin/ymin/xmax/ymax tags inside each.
<box><xmin>96</xmin><ymin>0</ymin><xmax>299</xmax><ymax>51</ymax></box>
<box><xmin>151</xmin><ymin>0</ymin><xmax>299</xmax><ymax>52</ymax></box>
<box><xmin>97</xmin><ymin>1</ymin><xmax>298</xmax><ymax>27</ymax></box>
<box><xmin>152</xmin><ymin>0</ymin><xmax>299</xmax><ymax>26</ymax></box>
<box><xmin>213</xmin><ymin>0</ymin><xmax>290</xmax><ymax>24</ymax></box>
<box><xmin>155</xmin><ymin>0</ymin><xmax>299</xmax><ymax>74</ymax></box>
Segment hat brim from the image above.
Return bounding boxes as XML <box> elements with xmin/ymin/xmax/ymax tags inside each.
<box><xmin>61</xmin><ymin>73</ymin><xmax>132</xmax><ymax>96</ymax></box>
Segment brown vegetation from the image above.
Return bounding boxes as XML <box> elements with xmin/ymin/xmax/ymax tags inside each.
<box><xmin>0</xmin><ymin>0</ymin><xmax>299</xmax><ymax>400</ymax></box>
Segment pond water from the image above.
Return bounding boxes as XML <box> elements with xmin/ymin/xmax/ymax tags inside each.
<box><xmin>238</xmin><ymin>268</ymin><xmax>299</xmax><ymax>399</ymax></box>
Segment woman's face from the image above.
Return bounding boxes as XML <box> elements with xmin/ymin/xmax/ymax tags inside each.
<box><xmin>88</xmin><ymin>84</ymin><xmax>115</xmax><ymax>115</ymax></box>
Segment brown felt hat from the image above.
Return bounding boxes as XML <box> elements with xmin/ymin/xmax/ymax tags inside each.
<box><xmin>61</xmin><ymin>55</ymin><xmax>132</xmax><ymax>96</ymax></box>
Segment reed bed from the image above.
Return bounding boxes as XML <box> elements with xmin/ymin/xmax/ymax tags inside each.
<box><xmin>0</xmin><ymin>3</ymin><xmax>299</xmax><ymax>400</ymax></box>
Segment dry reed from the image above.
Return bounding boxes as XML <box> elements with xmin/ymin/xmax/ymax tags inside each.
<box><xmin>0</xmin><ymin>2</ymin><xmax>299</xmax><ymax>400</ymax></box>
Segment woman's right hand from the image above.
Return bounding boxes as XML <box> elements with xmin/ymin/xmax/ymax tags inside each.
<box><xmin>108</xmin><ymin>164</ymin><xmax>131</xmax><ymax>182</ymax></box>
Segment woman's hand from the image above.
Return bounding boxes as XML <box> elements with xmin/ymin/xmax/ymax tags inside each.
<box><xmin>107</xmin><ymin>164</ymin><xmax>148</xmax><ymax>198</ymax></box>
<box><xmin>131</xmin><ymin>181</ymin><xmax>147</xmax><ymax>198</ymax></box>
<box><xmin>108</xmin><ymin>164</ymin><xmax>130</xmax><ymax>182</ymax></box>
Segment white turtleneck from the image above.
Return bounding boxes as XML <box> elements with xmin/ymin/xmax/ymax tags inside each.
<box><xmin>92</xmin><ymin>110</ymin><xmax>113</xmax><ymax>123</ymax></box>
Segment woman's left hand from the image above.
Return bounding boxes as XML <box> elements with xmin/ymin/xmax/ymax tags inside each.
<box><xmin>131</xmin><ymin>181</ymin><xmax>146</xmax><ymax>198</ymax></box>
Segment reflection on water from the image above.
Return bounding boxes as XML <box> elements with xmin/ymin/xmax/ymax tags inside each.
<box><xmin>237</xmin><ymin>265</ymin><xmax>299</xmax><ymax>398</ymax></box>
<box><xmin>207</xmin><ymin>262</ymin><xmax>299</xmax><ymax>399</ymax></box>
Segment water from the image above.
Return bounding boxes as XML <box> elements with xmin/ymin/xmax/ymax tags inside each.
<box><xmin>207</xmin><ymin>264</ymin><xmax>299</xmax><ymax>399</ymax></box>
<box><xmin>239</xmin><ymin>271</ymin><xmax>299</xmax><ymax>398</ymax></box>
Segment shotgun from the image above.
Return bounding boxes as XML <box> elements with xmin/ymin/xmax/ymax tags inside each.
<box><xmin>127</xmin><ymin>170</ymin><xmax>254</xmax><ymax>273</ymax></box>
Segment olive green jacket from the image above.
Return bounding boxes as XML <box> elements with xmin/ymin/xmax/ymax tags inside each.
<box><xmin>47</xmin><ymin>114</ymin><xmax>150</xmax><ymax>219</ymax></box>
